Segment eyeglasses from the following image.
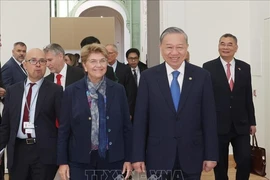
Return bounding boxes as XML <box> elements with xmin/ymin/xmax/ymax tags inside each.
<box><xmin>88</xmin><ymin>58</ymin><xmax>108</xmax><ymax>66</ymax></box>
<box><xmin>26</xmin><ymin>58</ymin><xmax>47</xmax><ymax>65</ymax></box>
<box><xmin>127</xmin><ymin>57</ymin><xmax>139</xmax><ymax>62</ymax></box>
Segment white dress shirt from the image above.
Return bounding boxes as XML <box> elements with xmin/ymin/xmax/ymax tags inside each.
<box><xmin>165</xmin><ymin>61</ymin><xmax>185</xmax><ymax>93</ymax></box>
<box><xmin>13</xmin><ymin>56</ymin><xmax>27</xmax><ymax>75</ymax></box>
<box><xmin>109</xmin><ymin>60</ymin><xmax>118</xmax><ymax>72</ymax></box>
<box><xmin>17</xmin><ymin>78</ymin><xmax>44</xmax><ymax>139</ymax></box>
<box><xmin>220</xmin><ymin>57</ymin><xmax>235</xmax><ymax>82</ymax></box>
<box><xmin>54</xmin><ymin>63</ymin><xmax>67</xmax><ymax>90</ymax></box>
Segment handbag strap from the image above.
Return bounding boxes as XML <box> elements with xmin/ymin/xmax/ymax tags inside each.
<box><xmin>252</xmin><ymin>134</ymin><xmax>259</xmax><ymax>147</ymax></box>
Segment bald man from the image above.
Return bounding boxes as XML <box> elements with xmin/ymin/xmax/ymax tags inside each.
<box><xmin>0</xmin><ymin>48</ymin><xmax>63</xmax><ymax>180</ymax></box>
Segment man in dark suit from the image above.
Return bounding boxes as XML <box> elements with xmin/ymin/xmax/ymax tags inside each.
<box><xmin>1</xmin><ymin>42</ymin><xmax>27</xmax><ymax>88</ymax></box>
<box><xmin>44</xmin><ymin>43</ymin><xmax>85</xmax><ymax>89</ymax></box>
<box><xmin>80</xmin><ymin>36</ymin><xmax>116</xmax><ymax>81</ymax></box>
<box><xmin>106</xmin><ymin>44</ymin><xmax>137</xmax><ymax>118</ymax></box>
<box><xmin>132</xmin><ymin>27</ymin><xmax>218</xmax><ymax>180</ymax></box>
<box><xmin>126</xmin><ymin>48</ymin><xmax>147</xmax><ymax>87</ymax></box>
<box><xmin>203</xmin><ymin>33</ymin><xmax>256</xmax><ymax>180</ymax></box>
<box><xmin>0</xmin><ymin>48</ymin><xmax>63</xmax><ymax>180</ymax></box>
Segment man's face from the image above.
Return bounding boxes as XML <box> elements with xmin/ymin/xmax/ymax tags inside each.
<box><xmin>160</xmin><ymin>33</ymin><xmax>188</xmax><ymax>70</ymax></box>
<box><xmin>45</xmin><ymin>51</ymin><xmax>65</xmax><ymax>73</ymax></box>
<box><xmin>127</xmin><ymin>52</ymin><xmax>139</xmax><ymax>69</ymax></box>
<box><xmin>23</xmin><ymin>49</ymin><xmax>46</xmax><ymax>82</ymax></box>
<box><xmin>106</xmin><ymin>45</ymin><xmax>118</xmax><ymax>65</ymax></box>
<box><xmin>12</xmin><ymin>45</ymin><xmax>27</xmax><ymax>62</ymax></box>
<box><xmin>218</xmin><ymin>37</ymin><xmax>238</xmax><ymax>62</ymax></box>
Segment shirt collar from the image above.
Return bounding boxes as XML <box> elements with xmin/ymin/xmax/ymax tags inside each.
<box><xmin>55</xmin><ymin>63</ymin><xmax>67</xmax><ymax>77</ymax></box>
<box><xmin>25</xmin><ymin>77</ymin><xmax>44</xmax><ymax>87</ymax></box>
<box><xmin>165</xmin><ymin>61</ymin><xmax>185</xmax><ymax>77</ymax></box>
<box><xmin>12</xmin><ymin>56</ymin><xmax>23</xmax><ymax>65</ymax></box>
<box><xmin>220</xmin><ymin>57</ymin><xmax>235</xmax><ymax>68</ymax></box>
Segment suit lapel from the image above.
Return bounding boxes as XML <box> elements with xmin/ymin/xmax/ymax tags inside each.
<box><xmin>14</xmin><ymin>83</ymin><xmax>25</xmax><ymax>132</ymax></box>
<box><xmin>76</xmin><ymin>78</ymin><xmax>90</xmax><ymax>114</ymax></box>
<box><xmin>157</xmin><ymin>63</ymin><xmax>175</xmax><ymax>114</ymax></box>
<box><xmin>65</xmin><ymin>65</ymin><xmax>71</xmax><ymax>87</ymax></box>
<box><xmin>35</xmin><ymin>80</ymin><xmax>48</xmax><ymax>120</ymax></box>
<box><xmin>177</xmin><ymin>63</ymin><xmax>194</xmax><ymax>114</ymax></box>
<box><xmin>12</xmin><ymin>58</ymin><xmax>27</xmax><ymax>77</ymax></box>
<box><xmin>233</xmin><ymin>60</ymin><xmax>242</xmax><ymax>92</ymax></box>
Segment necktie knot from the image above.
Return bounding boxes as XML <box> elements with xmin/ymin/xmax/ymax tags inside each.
<box><xmin>172</xmin><ymin>71</ymin><xmax>180</xmax><ymax>79</ymax></box>
<box><xmin>29</xmin><ymin>83</ymin><xmax>36</xmax><ymax>88</ymax></box>
<box><xmin>226</xmin><ymin>63</ymin><xmax>231</xmax><ymax>68</ymax></box>
<box><xmin>56</xmin><ymin>74</ymin><xmax>62</xmax><ymax>80</ymax></box>
<box><xmin>56</xmin><ymin>74</ymin><xmax>62</xmax><ymax>85</ymax></box>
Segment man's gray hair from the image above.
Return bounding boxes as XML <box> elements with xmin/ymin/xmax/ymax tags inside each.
<box><xmin>160</xmin><ymin>27</ymin><xmax>188</xmax><ymax>44</ymax></box>
<box><xmin>106</xmin><ymin>44</ymin><xmax>118</xmax><ymax>52</ymax></box>
<box><xmin>43</xmin><ymin>43</ymin><xmax>65</xmax><ymax>56</ymax></box>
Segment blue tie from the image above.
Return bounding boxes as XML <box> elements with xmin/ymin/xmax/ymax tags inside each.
<box><xmin>171</xmin><ymin>71</ymin><xmax>180</xmax><ymax>111</ymax></box>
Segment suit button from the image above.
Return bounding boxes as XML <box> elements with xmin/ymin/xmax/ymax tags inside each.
<box><xmin>108</xmin><ymin>129</ymin><xmax>111</xmax><ymax>132</ymax></box>
<box><xmin>230</xmin><ymin>106</ymin><xmax>232</xmax><ymax>108</ymax></box>
<box><xmin>88</xmin><ymin>117</ymin><xmax>91</xmax><ymax>120</ymax></box>
<box><xmin>109</xmin><ymin>142</ymin><xmax>112</xmax><ymax>145</ymax></box>
<box><xmin>106</xmin><ymin>116</ymin><xmax>109</xmax><ymax>120</ymax></box>
<box><xmin>230</xmin><ymin>96</ymin><xmax>233</xmax><ymax>99</ymax></box>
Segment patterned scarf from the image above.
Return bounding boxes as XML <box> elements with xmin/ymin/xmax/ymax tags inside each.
<box><xmin>86</xmin><ymin>76</ymin><xmax>107</xmax><ymax>158</ymax></box>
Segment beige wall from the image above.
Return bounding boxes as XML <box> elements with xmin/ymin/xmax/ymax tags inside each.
<box><xmin>51</xmin><ymin>17</ymin><xmax>115</xmax><ymax>50</ymax></box>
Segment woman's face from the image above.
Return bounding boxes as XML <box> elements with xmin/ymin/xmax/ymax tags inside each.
<box><xmin>83</xmin><ymin>52</ymin><xmax>108</xmax><ymax>83</ymax></box>
<box><xmin>64</xmin><ymin>55</ymin><xmax>73</xmax><ymax>66</ymax></box>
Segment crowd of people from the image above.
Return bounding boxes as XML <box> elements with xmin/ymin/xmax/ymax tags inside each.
<box><xmin>0</xmin><ymin>26</ymin><xmax>256</xmax><ymax>180</ymax></box>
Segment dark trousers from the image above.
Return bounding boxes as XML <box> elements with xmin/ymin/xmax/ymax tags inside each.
<box><xmin>70</xmin><ymin>150</ymin><xmax>124</xmax><ymax>180</ymax></box>
<box><xmin>214</xmin><ymin>128</ymin><xmax>251</xmax><ymax>180</ymax></box>
<box><xmin>147</xmin><ymin>151</ymin><xmax>201</xmax><ymax>180</ymax></box>
<box><xmin>9</xmin><ymin>139</ymin><xmax>58</xmax><ymax>180</ymax></box>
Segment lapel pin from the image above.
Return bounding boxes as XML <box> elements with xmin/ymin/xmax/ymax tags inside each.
<box><xmin>189</xmin><ymin>77</ymin><xmax>192</xmax><ymax>80</ymax></box>
<box><xmin>238</xmin><ymin>67</ymin><xmax>241</xmax><ymax>71</ymax></box>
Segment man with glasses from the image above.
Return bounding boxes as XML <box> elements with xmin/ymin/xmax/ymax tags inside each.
<box><xmin>0</xmin><ymin>48</ymin><xmax>63</xmax><ymax>180</ymax></box>
<box><xmin>126</xmin><ymin>48</ymin><xmax>147</xmax><ymax>86</ymax></box>
<box><xmin>44</xmin><ymin>43</ymin><xmax>85</xmax><ymax>90</ymax></box>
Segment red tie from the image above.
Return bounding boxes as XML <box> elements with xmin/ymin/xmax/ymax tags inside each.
<box><xmin>22</xmin><ymin>83</ymin><xmax>35</xmax><ymax>138</ymax></box>
<box><xmin>56</xmin><ymin>74</ymin><xmax>62</xmax><ymax>86</ymax></box>
<box><xmin>55</xmin><ymin>74</ymin><xmax>62</xmax><ymax>128</ymax></box>
<box><xmin>226</xmin><ymin>63</ymin><xmax>234</xmax><ymax>91</ymax></box>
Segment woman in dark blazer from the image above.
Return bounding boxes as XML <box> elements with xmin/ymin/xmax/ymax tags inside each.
<box><xmin>57</xmin><ymin>44</ymin><xmax>132</xmax><ymax>180</ymax></box>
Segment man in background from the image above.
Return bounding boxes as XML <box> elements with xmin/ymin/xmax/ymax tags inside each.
<box><xmin>44</xmin><ymin>43</ymin><xmax>85</xmax><ymax>90</ymax></box>
<box><xmin>106</xmin><ymin>44</ymin><xmax>137</xmax><ymax>119</ymax></box>
<box><xmin>203</xmin><ymin>33</ymin><xmax>256</xmax><ymax>180</ymax></box>
<box><xmin>1</xmin><ymin>42</ymin><xmax>27</xmax><ymax>88</ymax></box>
<box><xmin>126</xmin><ymin>48</ymin><xmax>147</xmax><ymax>86</ymax></box>
<box><xmin>0</xmin><ymin>33</ymin><xmax>6</xmax><ymax>180</ymax></box>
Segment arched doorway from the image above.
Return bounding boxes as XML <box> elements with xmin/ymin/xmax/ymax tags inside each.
<box><xmin>72</xmin><ymin>1</ymin><xmax>130</xmax><ymax>63</ymax></box>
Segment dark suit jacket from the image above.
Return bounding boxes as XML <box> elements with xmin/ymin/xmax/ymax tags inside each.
<box><xmin>138</xmin><ymin>61</ymin><xmax>148</xmax><ymax>72</ymax></box>
<box><xmin>45</xmin><ymin>65</ymin><xmax>85</xmax><ymax>87</ymax></box>
<box><xmin>57</xmin><ymin>77</ymin><xmax>132</xmax><ymax>165</ymax></box>
<box><xmin>0</xmin><ymin>79</ymin><xmax>63</xmax><ymax>169</ymax></box>
<box><xmin>115</xmin><ymin>61</ymin><xmax>137</xmax><ymax>117</ymax></box>
<box><xmin>132</xmin><ymin>62</ymin><xmax>218</xmax><ymax>174</ymax></box>
<box><xmin>1</xmin><ymin>57</ymin><xmax>27</xmax><ymax>88</ymax></box>
<box><xmin>106</xmin><ymin>66</ymin><xmax>117</xmax><ymax>81</ymax></box>
<box><xmin>203</xmin><ymin>58</ymin><xmax>256</xmax><ymax>135</ymax></box>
